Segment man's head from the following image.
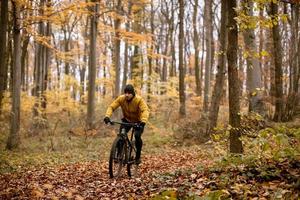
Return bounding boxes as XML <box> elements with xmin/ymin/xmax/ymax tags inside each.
<box><xmin>124</xmin><ymin>84</ymin><xmax>135</xmax><ymax>101</ymax></box>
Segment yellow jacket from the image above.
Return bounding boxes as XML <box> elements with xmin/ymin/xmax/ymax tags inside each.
<box><xmin>105</xmin><ymin>95</ymin><xmax>149</xmax><ymax>123</ymax></box>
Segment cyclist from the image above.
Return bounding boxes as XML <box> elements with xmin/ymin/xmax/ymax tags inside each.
<box><xmin>104</xmin><ymin>84</ymin><xmax>149</xmax><ymax>165</ymax></box>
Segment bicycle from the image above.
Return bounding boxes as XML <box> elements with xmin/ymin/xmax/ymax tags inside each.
<box><xmin>108</xmin><ymin>120</ymin><xmax>140</xmax><ymax>178</ymax></box>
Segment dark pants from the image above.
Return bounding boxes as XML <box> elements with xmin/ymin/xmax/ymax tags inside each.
<box><xmin>119</xmin><ymin>119</ymin><xmax>144</xmax><ymax>161</ymax></box>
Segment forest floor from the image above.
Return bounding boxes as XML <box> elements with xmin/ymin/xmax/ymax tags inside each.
<box><xmin>0</xmin><ymin>142</ymin><xmax>299</xmax><ymax>199</ymax></box>
<box><xmin>0</xmin><ymin>121</ymin><xmax>300</xmax><ymax>199</ymax></box>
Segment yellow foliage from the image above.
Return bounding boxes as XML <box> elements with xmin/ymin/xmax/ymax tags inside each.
<box><xmin>64</xmin><ymin>75</ymin><xmax>80</xmax><ymax>90</ymax></box>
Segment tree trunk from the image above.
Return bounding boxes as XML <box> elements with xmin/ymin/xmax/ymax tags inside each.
<box><xmin>79</xmin><ymin>17</ymin><xmax>88</xmax><ymax>103</ymax></box>
<box><xmin>242</xmin><ymin>0</ymin><xmax>264</xmax><ymax>115</ymax></box>
<box><xmin>178</xmin><ymin>0</ymin><xmax>186</xmax><ymax>116</ymax></box>
<box><xmin>267</xmin><ymin>29</ymin><xmax>276</xmax><ymax>99</ymax></box>
<box><xmin>199</xmin><ymin>24</ymin><xmax>205</xmax><ymax>97</ymax></box>
<box><xmin>284</xmin><ymin>4</ymin><xmax>299</xmax><ymax>121</ymax></box>
<box><xmin>193</xmin><ymin>0</ymin><xmax>201</xmax><ymax>96</ymax></box>
<box><xmin>203</xmin><ymin>0</ymin><xmax>213</xmax><ymax>112</ymax></box>
<box><xmin>113</xmin><ymin>0</ymin><xmax>122</xmax><ymax>97</ymax></box>
<box><xmin>87</xmin><ymin>1</ymin><xmax>98</xmax><ymax>129</ymax></box>
<box><xmin>169</xmin><ymin>3</ymin><xmax>176</xmax><ymax>78</ymax></box>
<box><xmin>209</xmin><ymin>0</ymin><xmax>227</xmax><ymax>130</ymax></box>
<box><xmin>0</xmin><ymin>0</ymin><xmax>8</xmax><ymax>113</ymax></box>
<box><xmin>121</xmin><ymin>2</ymin><xmax>132</xmax><ymax>92</ymax></box>
<box><xmin>64</xmin><ymin>30</ymin><xmax>70</xmax><ymax>75</ymax></box>
<box><xmin>33</xmin><ymin>0</ymin><xmax>46</xmax><ymax>119</ymax></box>
<box><xmin>270</xmin><ymin>2</ymin><xmax>284</xmax><ymax>122</ymax></box>
<box><xmin>147</xmin><ymin>0</ymin><xmax>154</xmax><ymax>103</ymax></box>
<box><xmin>21</xmin><ymin>34</ymin><xmax>30</xmax><ymax>91</ymax></box>
<box><xmin>162</xmin><ymin>30</ymin><xmax>169</xmax><ymax>82</ymax></box>
<box><xmin>131</xmin><ymin>3</ymin><xmax>142</xmax><ymax>88</ymax></box>
<box><xmin>42</xmin><ymin>10</ymin><xmax>51</xmax><ymax>109</ymax></box>
<box><xmin>227</xmin><ymin>0</ymin><xmax>242</xmax><ymax>154</ymax></box>
<box><xmin>259</xmin><ymin>9</ymin><xmax>267</xmax><ymax>95</ymax></box>
<box><xmin>7</xmin><ymin>1</ymin><xmax>21</xmax><ymax>150</ymax></box>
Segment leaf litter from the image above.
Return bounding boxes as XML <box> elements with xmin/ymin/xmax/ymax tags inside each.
<box><xmin>0</xmin><ymin>146</ymin><xmax>299</xmax><ymax>199</ymax></box>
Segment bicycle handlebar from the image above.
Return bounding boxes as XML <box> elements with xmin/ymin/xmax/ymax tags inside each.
<box><xmin>109</xmin><ymin>120</ymin><xmax>140</xmax><ymax>128</ymax></box>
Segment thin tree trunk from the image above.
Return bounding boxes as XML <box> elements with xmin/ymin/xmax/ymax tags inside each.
<box><xmin>199</xmin><ymin>24</ymin><xmax>205</xmax><ymax>97</ymax></box>
<box><xmin>284</xmin><ymin>4</ymin><xmax>299</xmax><ymax>121</ymax></box>
<box><xmin>259</xmin><ymin>9</ymin><xmax>267</xmax><ymax>95</ymax></box>
<box><xmin>21</xmin><ymin>35</ymin><xmax>30</xmax><ymax>91</ymax></box>
<box><xmin>122</xmin><ymin>2</ymin><xmax>131</xmax><ymax>91</ymax></box>
<box><xmin>209</xmin><ymin>0</ymin><xmax>227</xmax><ymax>130</ymax></box>
<box><xmin>113</xmin><ymin>0</ymin><xmax>122</xmax><ymax>97</ymax></box>
<box><xmin>270</xmin><ymin>2</ymin><xmax>284</xmax><ymax>122</ymax></box>
<box><xmin>87</xmin><ymin>1</ymin><xmax>98</xmax><ymax>129</ymax></box>
<box><xmin>122</xmin><ymin>42</ymin><xmax>129</xmax><ymax>92</ymax></box>
<box><xmin>162</xmin><ymin>31</ymin><xmax>169</xmax><ymax>82</ymax></box>
<box><xmin>169</xmin><ymin>4</ymin><xmax>176</xmax><ymax>78</ymax></box>
<box><xmin>227</xmin><ymin>0</ymin><xmax>242</xmax><ymax>154</ymax></box>
<box><xmin>267</xmin><ymin>29</ymin><xmax>276</xmax><ymax>99</ymax></box>
<box><xmin>7</xmin><ymin>1</ymin><xmax>21</xmax><ymax>150</ymax></box>
<box><xmin>0</xmin><ymin>0</ymin><xmax>8</xmax><ymax>113</ymax></box>
<box><xmin>147</xmin><ymin>0</ymin><xmax>154</xmax><ymax>103</ymax></box>
<box><xmin>52</xmin><ymin>33</ymin><xmax>61</xmax><ymax>89</ymax></box>
<box><xmin>33</xmin><ymin>0</ymin><xmax>45</xmax><ymax>119</ymax></box>
<box><xmin>80</xmin><ymin>17</ymin><xmax>89</xmax><ymax>102</ymax></box>
<box><xmin>193</xmin><ymin>0</ymin><xmax>201</xmax><ymax>96</ymax></box>
<box><xmin>64</xmin><ymin>30</ymin><xmax>70</xmax><ymax>75</ymax></box>
<box><xmin>242</xmin><ymin>0</ymin><xmax>264</xmax><ymax>115</ymax></box>
<box><xmin>178</xmin><ymin>0</ymin><xmax>186</xmax><ymax>116</ymax></box>
<box><xmin>131</xmin><ymin>3</ymin><xmax>142</xmax><ymax>88</ymax></box>
<box><xmin>42</xmin><ymin>12</ymin><xmax>51</xmax><ymax>109</ymax></box>
<box><xmin>203</xmin><ymin>0</ymin><xmax>212</xmax><ymax>112</ymax></box>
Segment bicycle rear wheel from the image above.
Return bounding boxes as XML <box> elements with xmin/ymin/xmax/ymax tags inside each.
<box><xmin>109</xmin><ymin>137</ymin><xmax>126</xmax><ymax>178</ymax></box>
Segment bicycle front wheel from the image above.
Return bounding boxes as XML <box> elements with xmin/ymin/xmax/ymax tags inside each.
<box><xmin>109</xmin><ymin>137</ymin><xmax>126</xmax><ymax>178</ymax></box>
<box><xmin>127</xmin><ymin>141</ymin><xmax>136</xmax><ymax>177</ymax></box>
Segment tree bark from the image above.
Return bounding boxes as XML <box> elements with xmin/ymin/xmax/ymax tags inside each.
<box><xmin>0</xmin><ymin>0</ymin><xmax>8</xmax><ymax>113</ymax></box>
<box><xmin>7</xmin><ymin>1</ymin><xmax>21</xmax><ymax>150</ymax></box>
<box><xmin>169</xmin><ymin>3</ymin><xmax>176</xmax><ymax>78</ymax></box>
<box><xmin>227</xmin><ymin>0</ymin><xmax>243</xmax><ymax>154</ymax></box>
<box><xmin>147</xmin><ymin>0</ymin><xmax>154</xmax><ymax>103</ymax></box>
<box><xmin>270</xmin><ymin>2</ymin><xmax>284</xmax><ymax>122</ymax></box>
<box><xmin>203</xmin><ymin>0</ymin><xmax>213</xmax><ymax>112</ymax></box>
<box><xmin>242</xmin><ymin>0</ymin><xmax>264</xmax><ymax>115</ymax></box>
<box><xmin>178</xmin><ymin>0</ymin><xmax>186</xmax><ymax>116</ymax></box>
<box><xmin>193</xmin><ymin>0</ymin><xmax>201</xmax><ymax>96</ymax></box>
<box><xmin>87</xmin><ymin>0</ymin><xmax>98</xmax><ymax>129</ymax></box>
<box><xmin>113</xmin><ymin>0</ymin><xmax>122</xmax><ymax>97</ymax></box>
<box><xmin>33</xmin><ymin>0</ymin><xmax>45</xmax><ymax>118</ymax></box>
<box><xmin>209</xmin><ymin>0</ymin><xmax>227</xmax><ymax>130</ymax></box>
<box><xmin>284</xmin><ymin>4</ymin><xmax>299</xmax><ymax>121</ymax></box>
<box><xmin>42</xmin><ymin>6</ymin><xmax>51</xmax><ymax>109</ymax></box>
<box><xmin>131</xmin><ymin>2</ymin><xmax>143</xmax><ymax>88</ymax></box>
<box><xmin>21</xmin><ymin>34</ymin><xmax>30</xmax><ymax>91</ymax></box>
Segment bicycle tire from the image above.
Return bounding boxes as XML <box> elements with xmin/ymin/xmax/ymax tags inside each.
<box><xmin>127</xmin><ymin>141</ymin><xmax>136</xmax><ymax>177</ymax></box>
<box><xmin>109</xmin><ymin>137</ymin><xmax>126</xmax><ymax>178</ymax></box>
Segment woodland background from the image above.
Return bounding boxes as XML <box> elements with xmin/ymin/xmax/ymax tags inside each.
<box><xmin>0</xmin><ymin>0</ymin><xmax>299</xmax><ymax>199</ymax></box>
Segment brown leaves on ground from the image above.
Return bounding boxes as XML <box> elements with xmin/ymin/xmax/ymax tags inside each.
<box><xmin>0</xmin><ymin>148</ymin><xmax>299</xmax><ymax>199</ymax></box>
<box><xmin>0</xmin><ymin>148</ymin><xmax>209</xmax><ymax>199</ymax></box>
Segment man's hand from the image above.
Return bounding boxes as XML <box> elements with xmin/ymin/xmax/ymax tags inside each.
<box><xmin>139</xmin><ymin>122</ymin><xmax>146</xmax><ymax>128</ymax></box>
<box><xmin>104</xmin><ymin>117</ymin><xmax>111</xmax><ymax>124</ymax></box>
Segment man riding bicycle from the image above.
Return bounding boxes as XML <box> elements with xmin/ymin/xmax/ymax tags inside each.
<box><xmin>104</xmin><ymin>84</ymin><xmax>149</xmax><ymax>165</ymax></box>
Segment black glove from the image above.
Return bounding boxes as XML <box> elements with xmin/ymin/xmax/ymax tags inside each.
<box><xmin>104</xmin><ymin>117</ymin><xmax>111</xmax><ymax>124</ymax></box>
<box><xmin>139</xmin><ymin>122</ymin><xmax>146</xmax><ymax>128</ymax></box>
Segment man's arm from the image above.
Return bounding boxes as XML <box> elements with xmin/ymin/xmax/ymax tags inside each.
<box><xmin>105</xmin><ymin>96</ymin><xmax>121</xmax><ymax>117</ymax></box>
<box><xmin>139</xmin><ymin>98</ymin><xmax>149</xmax><ymax>123</ymax></box>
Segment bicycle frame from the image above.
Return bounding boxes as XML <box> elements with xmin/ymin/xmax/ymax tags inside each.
<box><xmin>108</xmin><ymin>120</ymin><xmax>140</xmax><ymax>178</ymax></box>
<box><xmin>111</xmin><ymin>121</ymin><xmax>137</xmax><ymax>164</ymax></box>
